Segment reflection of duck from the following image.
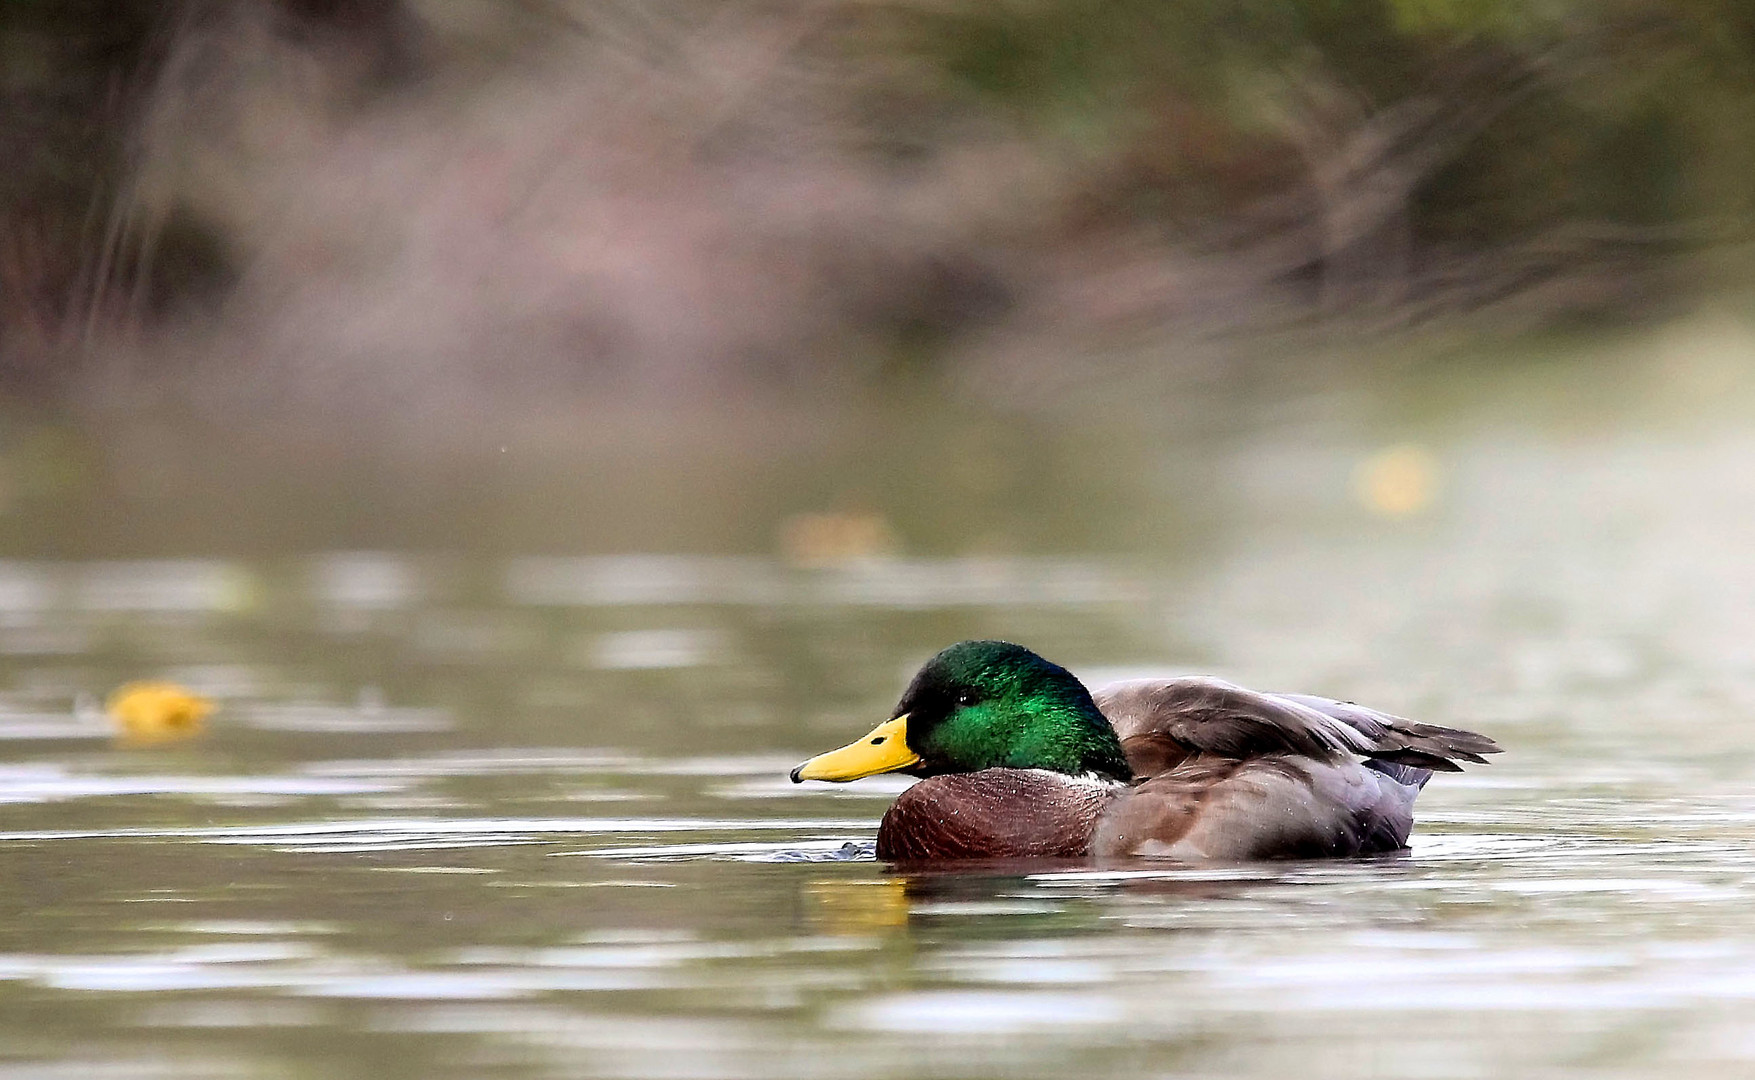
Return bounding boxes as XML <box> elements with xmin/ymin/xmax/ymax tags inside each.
<box><xmin>792</xmin><ymin>641</ymin><xmax>1499</xmax><ymax>861</ymax></box>
<box><xmin>805</xmin><ymin>878</ymin><xmax>910</xmax><ymax>934</ymax></box>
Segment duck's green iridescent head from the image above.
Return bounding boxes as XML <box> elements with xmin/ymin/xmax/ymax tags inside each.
<box><xmin>790</xmin><ymin>640</ymin><xmax>1132</xmax><ymax>783</ymax></box>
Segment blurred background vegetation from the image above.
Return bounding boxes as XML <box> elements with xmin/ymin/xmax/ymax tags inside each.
<box><xmin>1</xmin><ymin>0</ymin><xmax>1754</xmax><ymax>555</ymax></box>
<box><xmin>6</xmin><ymin>0</ymin><xmax>1753</xmax><ymax>406</ymax></box>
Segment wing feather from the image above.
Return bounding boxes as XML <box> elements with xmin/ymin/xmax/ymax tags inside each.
<box><xmin>1092</xmin><ymin>677</ymin><xmax>1500</xmax><ymax>780</ymax></box>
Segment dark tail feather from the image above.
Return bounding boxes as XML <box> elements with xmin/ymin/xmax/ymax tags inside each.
<box><xmin>1364</xmin><ymin>759</ymin><xmax>1433</xmax><ymax>789</ymax></box>
<box><xmin>1278</xmin><ymin>693</ymin><xmax>1502</xmax><ymax>773</ymax></box>
<box><xmin>1366</xmin><ymin>747</ymin><xmax>1464</xmax><ymax>773</ymax></box>
<box><xmin>1393</xmin><ymin>721</ymin><xmax>1501</xmax><ymax>763</ymax></box>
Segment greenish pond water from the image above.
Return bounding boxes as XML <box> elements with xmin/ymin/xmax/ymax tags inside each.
<box><xmin>6</xmin><ymin>321</ymin><xmax>1755</xmax><ymax>1078</ymax></box>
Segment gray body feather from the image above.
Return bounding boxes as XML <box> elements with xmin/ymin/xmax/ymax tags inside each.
<box><xmin>1087</xmin><ymin>677</ymin><xmax>1498</xmax><ymax>859</ymax></box>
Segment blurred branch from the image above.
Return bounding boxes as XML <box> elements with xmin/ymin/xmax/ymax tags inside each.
<box><xmin>3</xmin><ymin>0</ymin><xmax>1754</xmax><ymax>411</ymax></box>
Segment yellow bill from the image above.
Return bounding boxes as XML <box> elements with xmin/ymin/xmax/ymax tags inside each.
<box><xmin>791</xmin><ymin>715</ymin><xmax>920</xmax><ymax>782</ymax></box>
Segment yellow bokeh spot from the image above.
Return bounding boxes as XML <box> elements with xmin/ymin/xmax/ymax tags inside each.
<box><xmin>778</xmin><ymin>511</ymin><xmax>898</xmax><ymax>568</ymax></box>
<box><xmin>107</xmin><ymin>681</ymin><xmax>213</xmax><ymax>744</ymax></box>
<box><xmin>1353</xmin><ymin>444</ymin><xmax>1440</xmax><ymax>518</ymax></box>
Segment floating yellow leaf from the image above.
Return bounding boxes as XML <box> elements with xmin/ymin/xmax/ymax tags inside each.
<box><xmin>107</xmin><ymin>681</ymin><xmax>213</xmax><ymax>744</ymax></box>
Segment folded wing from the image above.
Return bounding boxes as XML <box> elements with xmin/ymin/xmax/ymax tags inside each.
<box><xmin>1091</xmin><ymin>677</ymin><xmax>1501</xmax><ymax>779</ymax></box>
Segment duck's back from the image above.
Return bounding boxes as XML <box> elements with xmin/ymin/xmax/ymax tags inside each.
<box><xmin>1088</xmin><ymin>677</ymin><xmax>1497</xmax><ymax>860</ymax></box>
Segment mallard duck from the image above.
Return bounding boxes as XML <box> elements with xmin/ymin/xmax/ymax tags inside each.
<box><xmin>790</xmin><ymin>641</ymin><xmax>1499</xmax><ymax>860</ymax></box>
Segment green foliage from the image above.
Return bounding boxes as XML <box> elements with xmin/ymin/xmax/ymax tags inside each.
<box><xmin>883</xmin><ymin>0</ymin><xmax>1755</xmax><ymax>276</ymax></box>
<box><xmin>1383</xmin><ymin>0</ymin><xmax>1550</xmax><ymax>36</ymax></box>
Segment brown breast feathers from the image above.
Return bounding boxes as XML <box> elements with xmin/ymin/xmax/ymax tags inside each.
<box><xmin>875</xmin><ymin>769</ymin><xmax>1118</xmax><ymax>861</ymax></box>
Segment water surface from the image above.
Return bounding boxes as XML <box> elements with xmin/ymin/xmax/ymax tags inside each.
<box><xmin>6</xmin><ymin>329</ymin><xmax>1755</xmax><ymax>1077</ymax></box>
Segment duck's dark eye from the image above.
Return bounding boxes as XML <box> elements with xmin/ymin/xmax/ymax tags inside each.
<box><xmin>955</xmin><ymin>691</ymin><xmax>977</xmax><ymax>707</ymax></box>
<box><xmin>870</xmin><ymin>736</ymin><xmax>886</xmax><ymax>745</ymax></box>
